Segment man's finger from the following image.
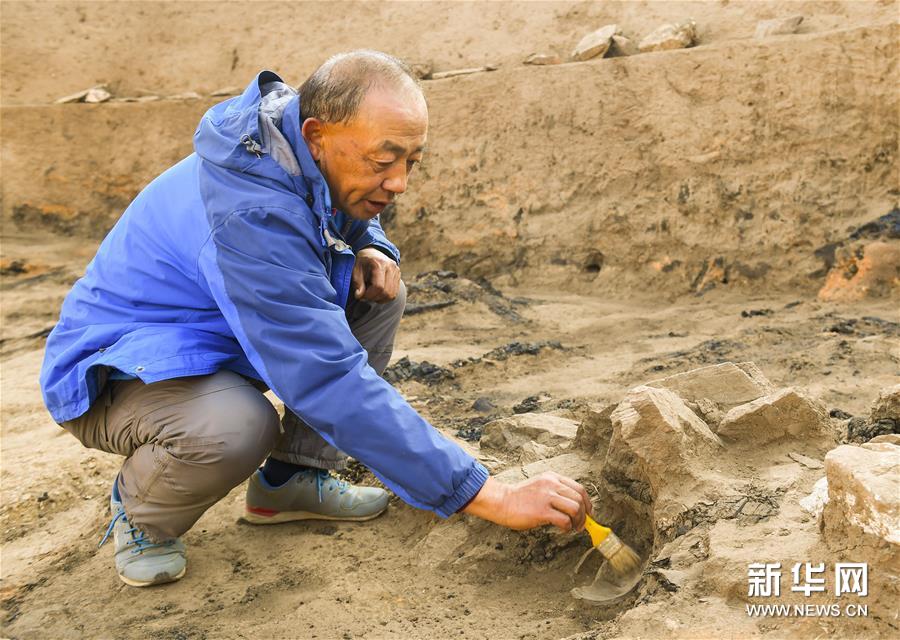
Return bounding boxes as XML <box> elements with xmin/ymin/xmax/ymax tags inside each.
<box><xmin>557</xmin><ymin>485</ymin><xmax>587</xmax><ymax>531</ymax></box>
<box><xmin>352</xmin><ymin>263</ymin><xmax>366</xmax><ymax>299</ymax></box>
<box><xmin>554</xmin><ymin>487</ymin><xmax>586</xmax><ymax>531</ymax></box>
<box><xmin>549</xmin><ymin>494</ymin><xmax>583</xmax><ymax>532</ymax></box>
<box><xmin>387</xmin><ymin>267</ymin><xmax>401</xmax><ymax>300</ymax></box>
<box><xmin>543</xmin><ymin>508</ymin><xmax>573</xmax><ymax>532</ymax></box>
<box><xmin>557</xmin><ymin>476</ymin><xmax>593</xmax><ymax>516</ymax></box>
<box><xmin>364</xmin><ymin>264</ymin><xmax>387</xmax><ymax>301</ymax></box>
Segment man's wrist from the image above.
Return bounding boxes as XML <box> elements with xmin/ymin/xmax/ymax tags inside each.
<box><xmin>359</xmin><ymin>244</ymin><xmax>399</xmax><ymax>263</ymax></box>
<box><xmin>460</xmin><ymin>476</ymin><xmax>507</xmax><ymax>523</ymax></box>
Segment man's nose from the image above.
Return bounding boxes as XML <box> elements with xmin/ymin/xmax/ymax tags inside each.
<box><xmin>381</xmin><ymin>165</ymin><xmax>409</xmax><ymax>194</ymax></box>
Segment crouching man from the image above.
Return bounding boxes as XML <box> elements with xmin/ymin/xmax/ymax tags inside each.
<box><xmin>40</xmin><ymin>50</ymin><xmax>592</xmax><ymax>587</ymax></box>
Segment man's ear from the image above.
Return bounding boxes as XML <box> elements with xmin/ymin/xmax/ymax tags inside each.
<box><xmin>301</xmin><ymin>117</ymin><xmax>325</xmax><ymax>161</ymax></box>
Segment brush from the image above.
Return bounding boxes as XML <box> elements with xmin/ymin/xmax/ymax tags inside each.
<box><xmin>582</xmin><ymin>514</ymin><xmax>641</xmax><ymax>575</ymax></box>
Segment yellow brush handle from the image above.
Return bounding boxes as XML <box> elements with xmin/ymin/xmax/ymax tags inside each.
<box><xmin>584</xmin><ymin>514</ymin><xmax>612</xmax><ymax>547</ymax></box>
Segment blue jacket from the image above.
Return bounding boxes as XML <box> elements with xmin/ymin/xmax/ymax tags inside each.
<box><xmin>39</xmin><ymin>71</ymin><xmax>488</xmax><ymax>518</ymax></box>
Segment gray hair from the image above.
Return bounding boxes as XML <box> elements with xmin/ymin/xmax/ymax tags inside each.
<box><xmin>299</xmin><ymin>50</ymin><xmax>422</xmax><ymax>124</ymax></box>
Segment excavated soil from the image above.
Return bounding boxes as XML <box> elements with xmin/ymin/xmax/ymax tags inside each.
<box><xmin>1</xmin><ymin>2</ymin><xmax>898</xmax><ymax>639</ymax></box>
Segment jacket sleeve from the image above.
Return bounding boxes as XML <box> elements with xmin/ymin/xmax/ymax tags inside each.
<box><xmin>350</xmin><ymin>215</ymin><xmax>400</xmax><ymax>264</ymax></box>
<box><xmin>198</xmin><ymin>206</ymin><xmax>487</xmax><ymax>517</ymax></box>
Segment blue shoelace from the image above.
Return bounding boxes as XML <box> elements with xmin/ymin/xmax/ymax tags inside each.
<box><xmin>98</xmin><ymin>509</ymin><xmax>173</xmax><ymax>555</ymax></box>
<box><xmin>309</xmin><ymin>469</ymin><xmax>349</xmax><ymax>503</ymax></box>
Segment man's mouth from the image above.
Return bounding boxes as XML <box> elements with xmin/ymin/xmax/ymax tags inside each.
<box><xmin>363</xmin><ymin>200</ymin><xmax>390</xmax><ymax>214</ymax></box>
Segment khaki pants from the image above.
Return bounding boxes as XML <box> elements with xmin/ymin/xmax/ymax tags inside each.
<box><xmin>61</xmin><ymin>283</ymin><xmax>406</xmax><ymax>542</ymax></box>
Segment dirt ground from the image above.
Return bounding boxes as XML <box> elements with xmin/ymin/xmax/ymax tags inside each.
<box><xmin>1</xmin><ymin>2</ymin><xmax>898</xmax><ymax>639</ymax></box>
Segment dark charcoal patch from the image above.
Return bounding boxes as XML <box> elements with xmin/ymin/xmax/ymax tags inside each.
<box><xmin>640</xmin><ymin>338</ymin><xmax>745</xmax><ymax>373</ymax></box>
<box><xmin>383</xmin><ymin>356</ymin><xmax>454</xmax><ymax>386</ymax></box>
<box><xmin>0</xmin><ymin>259</ymin><xmax>28</xmax><ymax>276</ymax></box>
<box><xmin>483</xmin><ymin>340</ymin><xmax>563</xmax><ymax>361</ymax></box>
<box><xmin>513</xmin><ymin>395</ymin><xmax>543</xmax><ymax>414</ymax></box>
<box><xmin>846</xmin><ymin>417</ymin><xmax>899</xmax><ymax>443</ymax></box>
<box><xmin>404</xmin><ymin>300</ymin><xmax>456</xmax><ymax>316</ymax></box>
<box><xmin>848</xmin><ymin>207</ymin><xmax>900</xmax><ymax>241</ymax></box>
<box><xmin>407</xmin><ymin>271</ymin><xmax>525</xmax><ymax>322</ymax></box>
<box><xmin>741</xmin><ymin>309</ymin><xmax>773</xmax><ymax>318</ymax></box>
<box><xmin>827</xmin><ymin>319</ymin><xmax>858</xmax><ymax>335</ymax></box>
<box><xmin>822</xmin><ymin>315</ymin><xmax>900</xmax><ymax>337</ymax></box>
<box><xmin>829</xmin><ymin>408</ymin><xmax>853</xmax><ymax>420</ymax></box>
<box><xmin>456</xmin><ymin>416</ymin><xmax>493</xmax><ymax>442</ymax></box>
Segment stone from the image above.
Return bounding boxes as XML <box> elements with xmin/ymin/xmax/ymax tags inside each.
<box><xmin>799</xmin><ymin>476</ymin><xmax>829</xmax><ymax>518</ymax></box>
<box><xmin>480</xmin><ymin>413</ymin><xmax>578</xmax><ymax>453</ymax></box>
<box><xmin>607</xmin><ymin>386</ymin><xmax>722</xmax><ymax>491</ymax></box>
<box><xmin>84</xmin><ymin>87</ymin><xmax>112</xmax><ymax>103</ymax></box>
<box><xmin>571</xmin><ymin>24</ymin><xmax>618</xmax><ymax>62</ymax></box>
<box><xmin>523</xmin><ymin>53</ymin><xmax>561</xmax><ymax>66</ymax></box>
<box><xmin>168</xmin><ymin>91</ymin><xmax>203</xmax><ymax>100</ymax></box>
<box><xmin>869</xmin><ymin>434</ymin><xmax>900</xmax><ymax>446</ymax></box>
<box><xmin>609</xmin><ymin>35</ymin><xmax>638</xmax><ymax>57</ymax></box>
<box><xmin>55</xmin><ymin>88</ymin><xmax>91</xmax><ymax>104</ymax></box>
<box><xmin>689</xmin><ymin>398</ymin><xmax>725</xmax><ymax>429</ymax></box>
<box><xmin>518</xmin><ymin>440</ymin><xmax>555</xmax><ymax>463</ymax></box>
<box><xmin>717</xmin><ymin>388</ymin><xmax>827</xmax><ymax>444</ymax></box>
<box><xmin>56</xmin><ymin>86</ymin><xmax>110</xmax><ymax>104</ymax></box>
<box><xmin>573</xmin><ymin>402</ymin><xmax>615</xmax><ymax>454</ymax></box>
<box><xmin>653</xmin><ymin>530</ymin><xmax>709</xmax><ymax>568</ymax></box>
<box><xmin>472</xmin><ymin>397</ymin><xmax>496</xmax><ymax>413</ymax></box>
<box><xmin>646</xmin><ymin>361</ymin><xmax>774</xmax><ymax>410</ymax></box>
<box><xmin>870</xmin><ymin>384</ymin><xmax>900</xmax><ymax>422</ymax></box>
<box><xmin>638</xmin><ymin>20</ymin><xmax>697</xmax><ymax>53</ymax></box>
<box><xmin>788</xmin><ymin>451</ymin><xmax>824</xmax><ymax>469</ymax></box>
<box><xmin>430</xmin><ymin>65</ymin><xmax>498</xmax><ymax>80</ymax></box>
<box><xmin>494</xmin><ymin>452</ymin><xmax>593</xmax><ymax>484</ymax></box>
<box><xmin>824</xmin><ymin>444</ymin><xmax>900</xmax><ymax>545</ymax></box>
<box><xmin>754</xmin><ymin>16</ymin><xmax>804</xmax><ymax>39</ymax></box>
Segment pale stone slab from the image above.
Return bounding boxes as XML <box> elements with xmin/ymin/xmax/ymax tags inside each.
<box><xmin>609</xmin><ymin>385</ymin><xmax>722</xmax><ymax>490</ymax></box>
<box><xmin>646</xmin><ymin>362</ymin><xmax>773</xmax><ymax>410</ymax></box>
<box><xmin>480</xmin><ymin>412</ymin><xmax>578</xmax><ymax>452</ymax></box>
<box><xmin>824</xmin><ymin>443</ymin><xmax>900</xmax><ymax>545</ymax></box>
<box><xmin>717</xmin><ymin>388</ymin><xmax>827</xmax><ymax>443</ymax></box>
<box><xmin>572</xmin><ymin>24</ymin><xmax>618</xmax><ymax>62</ymax></box>
<box><xmin>638</xmin><ymin>20</ymin><xmax>697</xmax><ymax>53</ymax></box>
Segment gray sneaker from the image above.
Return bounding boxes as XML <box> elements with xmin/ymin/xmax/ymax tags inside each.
<box><xmin>99</xmin><ymin>477</ymin><xmax>187</xmax><ymax>587</ymax></box>
<box><xmin>244</xmin><ymin>468</ymin><xmax>389</xmax><ymax>524</ymax></box>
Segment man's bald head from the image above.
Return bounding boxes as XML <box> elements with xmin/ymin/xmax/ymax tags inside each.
<box><xmin>300</xmin><ymin>50</ymin><xmax>423</xmax><ymax>124</ymax></box>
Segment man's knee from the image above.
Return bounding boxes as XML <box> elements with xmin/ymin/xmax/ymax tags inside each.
<box><xmin>160</xmin><ymin>384</ymin><xmax>279</xmax><ymax>494</ymax></box>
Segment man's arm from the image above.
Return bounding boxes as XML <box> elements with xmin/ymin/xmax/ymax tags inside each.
<box><xmin>198</xmin><ymin>205</ymin><xmax>592</xmax><ymax>532</ymax></box>
<box><xmin>198</xmin><ymin>206</ymin><xmax>486</xmax><ymax>517</ymax></box>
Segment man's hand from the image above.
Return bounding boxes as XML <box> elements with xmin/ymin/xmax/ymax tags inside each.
<box><xmin>461</xmin><ymin>473</ymin><xmax>593</xmax><ymax>532</ymax></box>
<box><xmin>352</xmin><ymin>246</ymin><xmax>401</xmax><ymax>303</ymax></box>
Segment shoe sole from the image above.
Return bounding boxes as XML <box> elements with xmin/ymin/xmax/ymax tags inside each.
<box><xmin>118</xmin><ymin>565</ymin><xmax>187</xmax><ymax>588</ymax></box>
<box><xmin>242</xmin><ymin>506</ymin><xmax>387</xmax><ymax>525</ymax></box>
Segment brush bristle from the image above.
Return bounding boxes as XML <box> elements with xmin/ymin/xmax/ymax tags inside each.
<box><xmin>597</xmin><ymin>532</ymin><xmax>642</xmax><ymax>574</ymax></box>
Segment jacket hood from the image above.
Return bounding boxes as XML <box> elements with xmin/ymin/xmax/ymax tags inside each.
<box><xmin>193</xmin><ymin>70</ymin><xmax>330</xmax><ymax>212</ymax></box>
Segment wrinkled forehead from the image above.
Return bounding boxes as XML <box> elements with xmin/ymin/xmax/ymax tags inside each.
<box><xmin>351</xmin><ymin>85</ymin><xmax>428</xmax><ymax>144</ymax></box>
